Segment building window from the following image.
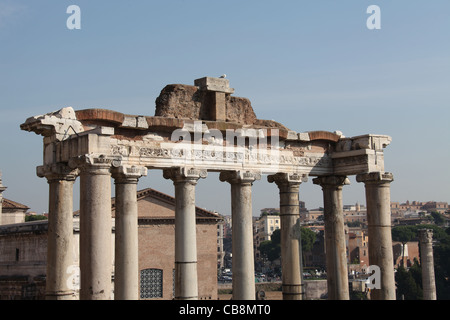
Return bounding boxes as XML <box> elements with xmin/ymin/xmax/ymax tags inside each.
<box><xmin>140</xmin><ymin>268</ymin><xmax>163</xmax><ymax>299</ymax></box>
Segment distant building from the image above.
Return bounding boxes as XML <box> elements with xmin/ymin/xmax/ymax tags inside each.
<box><xmin>308</xmin><ymin>208</ymin><xmax>324</xmax><ymax>221</ymax></box>
<box><xmin>391</xmin><ymin>200</ymin><xmax>448</xmax><ymax>214</ymax></box>
<box><xmin>343</xmin><ymin>203</ymin><xmax>367</xmax><ymax>225</ymax></box>
<box><xmin>347</xmin><ymin>227</ymin><xmax>369</xmax><ymax>273</ymax></box>
<box><xmin>257</xmin><ymin>214</ymin><xmax>280</xmax><ymax>242</ymax></box>
<box><xmin>421</xmin><ymin>201</ymin><xmax>448</xmax><ymax>214</ymax></box>
<box><xmin>392</xmin><ymin>241</ymin><xmax>420</xmax><ymax>268</ymax></box>
<box><xmin>1</xmin><ymin>198</ymin><xmax>29</xmax><ymax>225</ymax></box>
<box><xmin>0</xmin><ymin>187</ymin><xmax>222</xmax><ymax>300</ymax></box>
<box><xmin>217</xmin><ymin>220</ymin><xmax>225</xmax><ymax>270</ymax></box>
<box><xmin>254</xmin><ymin>213</ymin><xmax>280</xmax><ymax>264</ymax></box>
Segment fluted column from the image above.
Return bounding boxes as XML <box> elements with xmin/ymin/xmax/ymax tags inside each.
<box><xmin>38</xmin><ymin>164</ymin><xmax>78</xmax><ymax>300</ymax></box>
<box><xmin>163</xmin><ymin>167</ymin><xmax>207</xmax><ymax>300</ymax></box>
<box><xmin>313</xmin><ymin>175</ymin><xmax>350</xmax><ymax>300</ymax></box>
<box><xmin>419</xmin><ymin>229</ymin><xmax>437</xmax><ymax>300</ymax></box>
<box><xmin>220</xmin><ymin>170</ymin><xmax>261</xmax><ymax>300</ymax></box>
<box><xmin>268</xmin><ymin>172</ymin><xmax>306</xmax><ymax>300</ymax></box>
<box><xmin>76</xmin><ymin>155</ymin><xmax>113</xmax><ymax>300</ymax></box>
<box><xmin>112</xmin><ymin>165</ymin><xmax>147</xmax><ymax>300</ymax></box>
<box><xmin>356</xmin><ymin>172</ymin><xmax>395</xmax><ymax>300</ymax></box>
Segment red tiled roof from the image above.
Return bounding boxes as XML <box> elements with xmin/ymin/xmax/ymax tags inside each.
<box><xmin>73</xmin><ymin>188</ymin><xmax>222</xmax><ymax>220</ymax></box>
<box><xmin>2</xmin><ymin>198</ymin><xmax>30</xmax><ymax>210</ymax></box>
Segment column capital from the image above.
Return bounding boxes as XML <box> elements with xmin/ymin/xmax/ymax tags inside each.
<box><xmin>312</xmin><ymin>175</ymin><xmax>350</xmax><ymax>188</ymax></box>
<box><xmin>419</xmin><ymin>229</ymin><xmax>434</xmax><ymax>244</ymax></box>
<box><xmin>268</xmin><ymin>172</ymin><xmax>307</xmax><ymax>187</ymax></box>
<box><xmin>356</xmin><ymin>171</ymin><xmax>394</xmax><ymax>184</ymax></box>
<box><xmin>163</xmin><ymin>167</ymin><xmax>207</xmax><ymax>184</ymax></box>
<box><xmin>69</xmin><ymin>154</ymin><xmax>121</xmax><ymax>175</ymax></box>
<box><xmin>37</xmin><ymin>164</ymin><xmax>79</xmax><ymax>181</ymax></box>
<box><xmin>112</xmin><ymin>165</ymin><xmax>147</xmax><ymax>184</ymax></box>
<box><xmin>219</xmin><ymin>170</ymin><xmax>261</xmax><ymax>185</ymax></box>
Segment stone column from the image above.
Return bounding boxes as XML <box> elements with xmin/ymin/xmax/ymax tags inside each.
<box><xmin>220</xmin><ymin>170</ymin><xmax>261</xmax><ymax>300</ymax></box>
<box><xmin>112</xmin><ymin>165</ymin><xmax>147</xmax><ymax>300</ymax></box>
<box><xmin>419</xmin><ymin>229</ymin><xmax>437</xmax><ymax>300</ymax></box>
<box><xmin>356</xmin><ymin>172</ymin><xmax>395</xmax><ymax>300</ymax></box>
<box><xmin>0</xmin><ymin>171</ymin><xmax>6</xmax><ymax>226</ymax></box>
<box><xmin>76</xmin><ymin>155</ymin><xmax>114</xmax><ymax>300</ymax></box>
<box><xmin>268</xmin><ymin>172</ymin><xmax>306</xmax><ymax>300</ymax></box>
<box><xmin>313</xmin><ymin>175</ymin><xmax>350</xmax><ymax>300</ymax></box>
<box><xmin>37</xmin><ymin>165</ymin><xmax>78</xmax><ymax>300</ymax></box>
<box><xmin>163</xmin><ymin>167</ymin><xmax>207</xmax><ymax>300</ymax></box>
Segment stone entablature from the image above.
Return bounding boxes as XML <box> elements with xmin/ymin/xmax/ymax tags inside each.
<box><xmin>20</xmin><ymin>81</ymin><xmax>390</xmax><ymax>178</ymax></box>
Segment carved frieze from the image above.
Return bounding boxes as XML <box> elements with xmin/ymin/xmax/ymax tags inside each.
<box><xmin>111</xmin><ymin>145</ymin><xmax>129</xmax><ymax>156</ymax></box>
<box><xmin>109</xmin><ymin>141</ymin><xmax>333</xmax><ymax>174</ymax></box>
<box><xmin>332</xmin><ymin>155</ymin><xmax>369</xmax><ymax>167</ymax></box>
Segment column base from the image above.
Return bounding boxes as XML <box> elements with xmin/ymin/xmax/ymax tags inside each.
<box><xmin>282</xmin><ymin>284</ymin><xmax>304</xmax><ymax>300</ymax></box>
<box><xmin>46</xmin><ymin>291</ymin><xmax>75</xmax><ymax>300</ymax></box>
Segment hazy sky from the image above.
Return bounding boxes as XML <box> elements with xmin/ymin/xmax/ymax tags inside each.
<box><xmin>1</xmin><ymin>1</ymin><xmax>449</xmax><ymax>216</ymax></box>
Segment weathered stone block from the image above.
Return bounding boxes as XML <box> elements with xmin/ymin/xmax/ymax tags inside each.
<box><xmin>210</xmin><ymin>92</ymin><xmax>226</xmax><ymax>122</ymax></box>
<box><xmin>225</xmin><ymin>96</ymin><xmax>257</xmax><ymax>125</ymax></box>
<box><xmin>194</xmin><ymin>77</ymin><xmax>234</xmax><ymax>94</ymax></box>
<box><xmin>155</xmin><ymin>84</ymin><xmax>205</xmax><ymax>120</ymax></box>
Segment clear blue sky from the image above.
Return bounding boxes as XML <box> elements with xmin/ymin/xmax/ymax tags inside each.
<box><xmin>1</xmin><ymin>0</ymin><xmax>449</xmax><ymax>215</ymax></box>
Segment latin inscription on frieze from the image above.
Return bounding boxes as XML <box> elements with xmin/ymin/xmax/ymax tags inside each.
<box><xmin>110</xmin><ymin>144</ymin><xmax>331</xmax><ymax>169</ymax></box>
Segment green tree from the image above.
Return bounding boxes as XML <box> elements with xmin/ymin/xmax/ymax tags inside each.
<box><xmin>408</xmin><ymin>259</ymin><xmax>422</xmax><ymax>290</ymax></box>
<box><xmin>430</xmin><ymin>211</ymin><xmax>445</xmax><ymax>226</ymax></box>
<box><xmin>434</xmin><ymin>227</ymin><xmax>450</xmax><ymax>299</ymax></box>
<box><xmin>258</xmin><ymin>227</ymin><xmax>316</xmax><ymax>264</ymax></box>
<box><xmin>259</xmin><ymin>229</ymin><xmax>281</xmax><ymax>262</ymax></box>
<box><xmin>392</xmin><ymin>224</ymin><xmax>450</xmax><ymax>299</ymax></box>
<box><xmin>392</xmin><ymin>225</ymin><xmax>416</xmax><ymax>266</ymax></box>
<box><xmin>395</xmin><ymin>265</ymin><xmax>422</xmax><ymax>300</ymax></box>
<box><xmin>347</xmin><ymin>221</ymin><xmax>362</xmax><ymax>227</ymax></box>
<box><xmin>300</xmin><ymin>227</ymin><xmax>316</xmax><ymax>271</ymax></box>
<box><xmin>300</xmin><ymin>227</ymin><xmax>316</xmax><ymax>252</ymax></box>
<box><xmin>25</xmin><ymin>214</ymin><xmax>48</xmax><ymax>222</ymax></box>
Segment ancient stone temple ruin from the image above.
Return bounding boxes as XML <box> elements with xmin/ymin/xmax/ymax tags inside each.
<box><xmin>20</xmin><ymin>76</ymin><xmax>394</xmax><ymax>300</ymax></box>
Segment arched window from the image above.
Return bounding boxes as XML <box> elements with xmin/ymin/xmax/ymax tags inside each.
<box><xmin>140</xmin><ymin>268</ymin><xmax>163</xmax><ymax>299</ymax></box>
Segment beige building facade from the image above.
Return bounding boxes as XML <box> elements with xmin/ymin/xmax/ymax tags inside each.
<box><xmin>1</xmin><ymin>198</ymin><xmax>30</xmax><ymax>225</ymax></box>
<box><xmin>257</xmin><ymin>214</ymin><xmax>280</xmax><ymax>242</ymax></box>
